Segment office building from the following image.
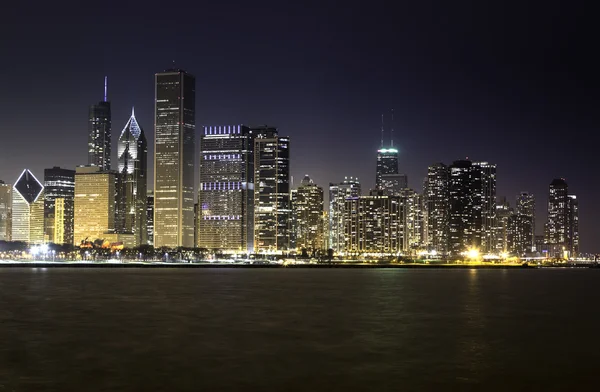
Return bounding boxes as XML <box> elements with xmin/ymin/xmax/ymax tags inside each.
<box><xmin>73</xmin><ymin>166</ymin><xmax>115</xmax><ymax>246</ymax></box>
<box><xmin>11</xmin><ymin>169</ymin><xmax>45</xmax><ymax>244</ymax></box>
<box><xmin>197</xmin><ymin>125</ymin><xmax>256</xmax><ymax>252</ymax></box>
<box><xmin>424</xmin><ymin>163</ymin><xmax>449</xmax><ymax>254</ymax></box>
<box><xmin>88</xmin><ymin>77</ymin><xmax>112</xmax><ymax>170</ymax></box>
<box><xmin>254</xmin><ymin>127</ymin><xmax>291</xmax><ymax>253</ymax></box>
<box><xmin>154</xmin><ymin>69</ymin><xmax>195</xmax><ymax>248</ymax></box>
<box><xmin>0</xmin><ymin>181</ymin><xmax>12</xmax><ymax>241</ymax></box>
<box><xmin>375</xmin><ymin>148</ymin><xmax>399</xmax><ymax>190</ymax></box>
<box><xmin>568</xmin><ymin>194</ymin><xmax>579</xmax><ymax>257</ymax></box>
<box><xmin>290</xmin><ymin>175</ymin><xmax>324</xmax><ymax>254</ymax></box>
<box><xmin>494</xmin><ymin>197</ymin><xmax>513</xmax><ymax>254</ymax></box>
<box><xmin>400</xmin><ymin>188</ymin><xmax>424</xmax><ymax>253</ymax></box>
<box><xmin>116</xmin><ymin>108</ymin><xmax>147</xmax><ymax>246</ymax></box>
<box><xmin>147</xmin><ymin>191</ymin><xmax>154</xmax><ymax>246</ymax></box>
<box><xmin>343</xmin><ymin>194</ymin><xmax>402</xmax><ymax>254</ymax></box>
<box><xmin>545</xmin><ymin>178</ymin><xmax>569</xmax><ymax>257</ymax></box>
<box><xmin>380</xmin><ymin>173</ymin><xmax>408</xmax><ymax>196</ymax></box>
<box><xmin>448</xmin><ymin>160</ymin><xmax>481</xmax><ymax>255</ymax></box>
<box><xmin>507</xmin><ymin>213</ymin><xmax>533</xmax><ymax>256</ymax></box>
<box><xmin>44</xmin><ymin>166</ymin><xmax>75</xmax><ymax>244</ymax></box>
<box><xmin>473</xmin><ymin>161</ymin><xmax>497</xmax><ymax>253</ymax></box>
<box><xmin>516</xmin><ymin>192</ymin><xmax>535</xmax><ymax>250</ymax></box>
<box><xmin>329</xmin><ymin>177</ymin><xmax>361</xmax><ymax>253</ymax></box>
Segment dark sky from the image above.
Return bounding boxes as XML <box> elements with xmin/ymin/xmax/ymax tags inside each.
<box><xmin>1</xmin><ymin>1</ymin><xmax>597</xmax><ymax>251</ymax></box>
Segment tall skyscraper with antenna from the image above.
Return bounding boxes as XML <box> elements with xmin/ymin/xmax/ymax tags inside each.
<box><xmin>88</xmin><ymin>77</ymin><xmax>112</xmax><ymax>170</ymax></box>
<box><xmin>375</xmin><ymin>112</ymin><xmax>400</xmax><ymax>191</ymax></box>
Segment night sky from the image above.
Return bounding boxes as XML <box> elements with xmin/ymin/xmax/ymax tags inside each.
<box><xmin>1</xmin><ymin>1</ymin><xmax>597</xmax><ymax>251</ymax></box>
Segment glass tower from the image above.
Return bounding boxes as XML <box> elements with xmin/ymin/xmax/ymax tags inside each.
<box><xmin>0</xmin><ymin>180</ymin><xmax>12</xmax><ymax>241</ymax></box>
<box><xmin>88</xmin><ymin>79</ymin><xmax>111</xmax><ymax>170</ymax></box>
<box><xmin>117</xmin><ymin>108</ymin><xmax>148</xmax><ymax>247</ymax></box>
<box><xmin>154</xmin><ymin>69</ymin><xmax>196</xmax><ymax>248</ymax></box>
<box><xmin>11</xmin><ymin>169</ymin><xmax>45</xmax><ymax>244</ymax></box>
<box><xmin>328</xmin><ymin>177</ymin><xmax>361</xmax><ymax>253</ymax></box>
<box><xmin>44</xmin><ymin>167</ymin><xmax>75</xmax><ymax>244</ymax></box>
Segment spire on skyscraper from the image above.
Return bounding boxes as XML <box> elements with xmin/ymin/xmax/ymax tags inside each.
<box><xmin>380</xmin><ymin>114</ymin><xmax>384</xmax><ymax>148</ymax></box>
<box><xmin>390</xmin><ymin>109</ymin><xmax>394</xmax><ymax>148</ymax></box>
<box><xmin>104</xmin><ymin>76</ymin><xmax>107</xmax><ymax>102</ymax></box>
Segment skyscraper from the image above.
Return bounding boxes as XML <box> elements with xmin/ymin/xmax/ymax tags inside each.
<box><xmin>545</xmin><ymin>178</ymin><xmax>569</xmax><ymax>254</ymax></box>
<box><xmin>375</xmin><ymin>148</ymin><xmax>399</xmax><ymax>190</ymax></box>
<box><xmin>88</xmin><ymin>77</ymin><xmax>112</xmax><ymax>170</ymax></box>
<box><xmin>11</xmin><ymin>169</ymin><xmax>45</xmax><ymax>244</ymax></box>
<box><xmin>329</xmin><ymin>177</ymin><xmax>361</xmax><ymax>253</ymax></box>
<box><xmin>516</xmin><ymin>192</ymin><xmax>535</xmax><ymax>251</ymax></box>
<box><xmin>448</xmin><ymin>160</ymin><xmax>481</xmax><ymax>256</ymax></box>
<box><xmin>254</xmin><ymin>127</ymin><xmax>291</xmax><ymax>253</ymax></box>
<box><xmin>424</xmin><ymin>163</ymin><xmax>449</xmax><ymax>255</ymax></box>
<box><xmin>380</xmin><ymin>173</ymin><xmax>408</xmax><ymax>196</ymax></box>
<box><xmin>473</xmin><ymin>161</ymin><xmax>497</xmax><ymax>253</ymax></box>
<box><xmin>290</xmin><ymin>175</ymin><xmax>324</xmax><ymax>254</ymax></box>
<box><xmin>43</xmin><ymin>167</ymin><xmax>75</xmax><ymax>244</ymax></box>
<box><xmin>73</xmin><ymin>166</ymin><xmax>115</xmax><ymax>246</ymax></box>
<box><xmin>116</xmin><ymin>108</ymin><xmax>148</xmax><ymax>247</ymax></box>
<box><xmin>400</xmin><ymin>188</ymin><xmax>424</xmax><ymax>253</ymax></box>
<box><xmin>197</xmin><ymin>125</ymin><xmax>256</xmax><ymax>252</ymax></box>
<box><xmin>567</xmin><ymin>194</ymin><xmax>579</xmax><ymax>257</ymax></box>
<box><xmin>0</xmin><ymin>181</ymin><xmax>12</xmax><ymax>241</ymax></box>
<box><xmin>494</xmin><ymin>197</ymin><xmax>513</xmax><ymax>254</ymax></box>
<box><xmin>147</xmin><ymin>191</ymin><xmax>154</xmax><ymax>246</ymax></box>
<box><xmin>154</xmin><ymin>69</ymin><xmax>195</xmax><ymax>248</ymax></box>
<box><xmin>343</xmin><ymin>194</ymin><xmax>402</xmax><ymax>254</ymax></box>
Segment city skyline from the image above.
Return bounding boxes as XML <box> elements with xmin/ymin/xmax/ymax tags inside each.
<box><xmin>0</xmin><ymin>1</ymin><xmax>596</xmax><ymax>251</ymax></box>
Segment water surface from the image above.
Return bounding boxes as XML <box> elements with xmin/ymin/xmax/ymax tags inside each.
<box><xmin>0</xmin><ymin>268</ymin><xmax>598</xmax><ymax>391</ymax></box>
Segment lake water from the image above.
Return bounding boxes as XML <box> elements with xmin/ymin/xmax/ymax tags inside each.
<box><xmin>0</xmin><ymin>268</ymin><xmax>598</xmax><ymax>391</ymax></box>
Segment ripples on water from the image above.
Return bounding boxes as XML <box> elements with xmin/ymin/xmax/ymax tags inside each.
<box><xmin>0</xmin><ymin>268</ymin><xmax>599</xmax><ymax>391</ymax></box>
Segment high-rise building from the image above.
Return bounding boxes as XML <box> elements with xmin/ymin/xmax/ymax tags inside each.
<box><xmin>424</xmin><ymin>163</ymin><xmax>449</xmax><ymax>254</ymax></box>
<box><xmin>290</xmin><ymin>175</ymin><xmax>324</xmax><ymax>254</ymax></box>
<box><xmin>507</xmin><ymin>213</ymin><xmax>533</xmax><ymax>256</ymax></box>
<box><xmin>11</xmin><ymin>169</ymin><xmax>45</xmax><ymax>244</ymax></box>
<box><xmin>147</xmin><ymin>191</ymin><xmax>154</xmax><ymax>246</ymax></box>
<box><xmin>380</xmin><ymin>173</ymin><xmax>408</xmax><ymax>196</ymax></box>
<box><xmin>197</xmin><ymin>125</ymin><xmax>256</xmax><ymax>252</ymax></box>
<box><xmin>448</xmin><ymin>160</ymin><xmax>481</xmax><ymax>255</ymax></box>
<box><xmin>116</xmin><ymin>108</ymin><xmax>147</xmax><ymax>247</ymax></box>
<box><xmin>473</xmin><ymin>162</ymin><xmax>497</xmax><ymax>253</ymax></box>
<box><xmin>254</xmin><ymin>127</ymin><xmax>291</xmax><ymax>253</ymax></box>
<box><xmin>567</xmin><ymin>194</ymin><xmax>579</xmax><ymax>257</ymax></box>
<box><xmin>43</xmin><ymin>167</ymin><xmax>75</xmax><ymax>244</ymax></box>
<box><xmin>494</xmin><ymin>197</ymin><xmax>513</xmax><ymax>254</ymax></box>
<box><xmin>88</xmin><ymin>77</ymin><xmax>112</xmax><ymax>170</ymax></box>
<box><xmin>375</xmin><ymin>148</ymin><xmax>399</xmax><ymax>190</ymax></box>
<box><xmin>545</xmin><ymin>178</ymin><xmax>569</xmax><ymax>254</ymax></box>
<box><xmin>73</xmin><ymin>166</ymin><xmax>115</xmax><ymax>246</ymax></box>
<box><xmin>343</xmin><ymin>194</ymin><xmax>402</xmax><ymax>254</ymax></box>
<box><xmin>516</xmin><ymin>192</ymin><xmax>535</xmax><ymax>250</ymax></box>
<box><xmin>400</xmin><ymin>188</ymin><xmax>424</xmax><ymax>253</ymax></box>
<box><xmin>329</xmin><ymin>177</ymin><xmax>361</xmax><ymax>253</ymax></box>
<box><xmin>0</xmin><ymin>181</ymin><xmax>12</xmax><ymax>241</ymax></box>
<box><xmin>154</xmin><ymin>69</ymin><xmax>195</xmax><ymax>248</ymax></box>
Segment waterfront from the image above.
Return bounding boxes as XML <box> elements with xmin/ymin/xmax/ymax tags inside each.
<box><xmin>1</xmin><ymin>268</ymin><xmax>599</xmax><ymax>391</ymax></box>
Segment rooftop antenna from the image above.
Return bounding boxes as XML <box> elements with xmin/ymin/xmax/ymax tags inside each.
<box><xmin>380</xmin><ymin>114</ymin><xmax>384</xmax><ymax>148</ymax></box>
<box><xmin>390</xmin><ymin>109</ymin><xmax>394</xmax><ymax>148</ymax></box>
<box><xmin>103</xmin><ymin>76</ymin><xmax>107</xmax><ymax>102</ymax></box>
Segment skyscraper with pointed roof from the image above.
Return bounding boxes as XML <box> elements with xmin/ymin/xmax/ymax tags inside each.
<box><xmin>88</xmin><ymin>77</ymin><xmax>112</xmax><ymax>170</ymax></box>
<box><xmin>116</xmin><ymin>108</ymin><xmax>148</xmax><ymax>246</ymax></box>
<box><xmin>11</xmin><ymin>169</ymin><xmax>45</xmax><ymax>244</ymax></box>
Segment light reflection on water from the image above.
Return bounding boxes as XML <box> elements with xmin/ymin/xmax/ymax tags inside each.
<box><xmin>0</xmin><ymin>268</ymin><xmax>599</xmax><ymax>391</ymax></box>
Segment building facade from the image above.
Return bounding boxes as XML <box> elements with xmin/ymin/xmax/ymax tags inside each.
<box><xmin>88</xmin><ymin>81</ymin><xmax>111</xmax><ymax>170</ymax></box>
<box><xmin>343</xmin><ymin>194</ymin><xmax>403</xmax><ymax>255</ymax></box>
<box><xmin>73</xmin><ymin>166</ymin><xmax>116</xmax><ymax>246</ymax></box>
<box><xmin>544</xmin><ymin>178</ymin><xmax>568</xmax><ymax>257</ymax></box>
<box><xmin>291</xmin><ymin>175</ymin><xmax>324</xmax><ymax>254</ymax></box>
<box><xmin>516</xmin><ymin>192</ymin><xmax>535</xmax><ymax>251</ymax></box>
<box><xmin>11</xmin><ymin>170</ymin><xmax>45</xmax><ymax>244</ymax></box>
<box><xmin>44</xmin><ymin>166</ymin><xmax>75</xmax><ymax>244</ymax></box>
<box><xmin>116</xmin><ymin>109</ymin><xmax>148</xmax><ymax>247</ymax></box>
<box><xmin>473</xmin><ymin>162</ymin><xmax>497</xmax><ymax>253</ymax></box>
<box><xmin>329</xmin><ymin>177</ymin><xmax>361</xmax><ymax>253</ymax></box>
<box><xmin>375</xmin><ymin>148</ymin><xmax>399</xmax><ymax>190</ymax></box>
<box><xmin>253</xmin><ymin>128</ymin><xmax>290</xmax><ymax>253</ymax></box>
<box><xmin>424</xmin><ymin>163</ymin><xmax>449</xmax><ymax>255</ymax></box>
<box><xmin>154</xmin><ymin>69</ymin><xmax>195</xmax><ymax>248</ymax></box>
<box><xmin>448</xmin><ymin>160</ymin><xmax>481</xmax><ymax>256</ymax></box>
<box><xmin>0</xmin><ymin>181</ymin><xmax>11</xmax><ymax>241</ymax></box>
<box><xmin>147</xmin><ymin>191</ymin><xmax>154</xmax><ymax>246</ymax></box>
<box><xmin>197</xmin><ymin>125</ymin><xmax>256</xmax><ymax>252</ymax></box>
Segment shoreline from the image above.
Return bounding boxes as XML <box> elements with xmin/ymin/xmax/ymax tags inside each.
<box><xmin>0</xmin><ymin>262</ymin><xmax>597</xmax><ymax>269</ymax></box>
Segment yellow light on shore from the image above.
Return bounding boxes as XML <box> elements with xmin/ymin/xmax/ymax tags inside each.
<box><xmin>467</xmin><ymin>248</ymin><xmax>480</xmax><ymax>260</ymax></box>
